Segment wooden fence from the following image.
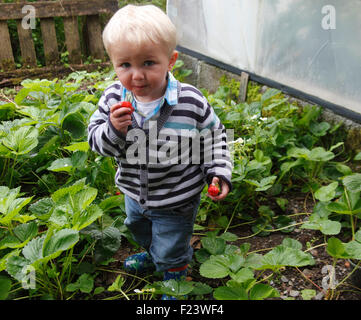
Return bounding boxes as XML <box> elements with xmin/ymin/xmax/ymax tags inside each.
<box><xmin>0</xmin><ymin>0</ymin><xmax>118</xmax><ymax>85</ymax></box>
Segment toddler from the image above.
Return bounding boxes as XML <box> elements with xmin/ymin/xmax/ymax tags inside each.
<box><xmin>88</xmin><ymin>4</ymin><xmax>233</xmax><ymax>299</ymax></box>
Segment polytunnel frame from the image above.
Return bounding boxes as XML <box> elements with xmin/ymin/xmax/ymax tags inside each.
<box><xmin>177</xmin><ymin>45</ymin><xmax>361</xmax><ymax>125</ymax></box>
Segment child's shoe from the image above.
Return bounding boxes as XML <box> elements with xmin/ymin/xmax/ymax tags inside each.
<box><xmin>161</xmin><ymin>265</ymin><xmax>188</xmax><ymax>300</ymax></box>
<box><xmin>123</xmin><ymin>251</ymin><xmax>155</xmax><ymax>273</ymax></box>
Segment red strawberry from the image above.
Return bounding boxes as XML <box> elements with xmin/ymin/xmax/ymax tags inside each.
<box><xmin>120</xmin><ymin>101</ymin><xmax>134</xmax><ymax>113</ymax></box>
<box><xmin>208</xmin><ymin>183</ymin><xmax>220</xmax><ymax>196</ymax></box>
<box><xmin>112</xmin><ymin>101</ymin><xmax>134</xmax><ymax>114</ymax></box>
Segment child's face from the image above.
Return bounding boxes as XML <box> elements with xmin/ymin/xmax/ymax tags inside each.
<box><xmin>110</xmin><ymin>41</ymin><xmax>178</xmax><ymax>103</ymax></box>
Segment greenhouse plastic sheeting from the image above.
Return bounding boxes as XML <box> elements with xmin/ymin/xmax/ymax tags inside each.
<box><xmin>167</xmin><ymin>0</ymin><xmax>361</xmax><ymax>117</ymax></box>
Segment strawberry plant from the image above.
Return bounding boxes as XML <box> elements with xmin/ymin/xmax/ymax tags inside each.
<box><xmin>0</xmin><ymin>61</ymin><xmax>360</xmax><ymax>300</ymax></box>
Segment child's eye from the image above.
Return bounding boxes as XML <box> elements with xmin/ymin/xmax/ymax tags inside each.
<box><xmin>144</xmin><ymin>60</ymin><xmax>155</xmax><ymax>67</ymax></box>
<box><xmin>120</xmin><ymin>62</ymin><xmax>131</xmax><ymax>68</ymax></box>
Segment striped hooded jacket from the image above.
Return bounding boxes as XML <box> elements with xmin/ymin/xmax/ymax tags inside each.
<box><xmin>88</xmin><ymin>73</ymin><xmax>233</xmax><ymax>210</ymax></box>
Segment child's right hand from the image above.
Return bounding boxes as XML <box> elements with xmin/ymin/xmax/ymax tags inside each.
<box><xmin>109</xmin><ymin>102</ymin><xmax>134</xmax><ymax>136</ymax></box>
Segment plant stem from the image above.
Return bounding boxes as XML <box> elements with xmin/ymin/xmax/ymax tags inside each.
<box><xmin>224</xmin><ymin>198</ymin><xmax>243</xmax><ymax>233</ymax></box>
<box><xmin>335</xmin><ymin>260</ymin><xmax>361</xmax><ymax>289</ymax></box>
<box><xmin>9</xmin><ymin>154</ymin><xmax>18</xmax><ymax>188</ymax></box>
<box><xmin>295</xmin><ymin>267</ymin><xmax>326</xmax><ymax>294</ymax></box>
<box><xmin>344</xmin><ymin>186</ymin><xmax>355</xmax><ymax>240</ymax></box>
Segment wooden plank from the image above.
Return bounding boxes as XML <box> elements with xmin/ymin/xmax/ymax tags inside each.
<box><xmin>239</xmin><ymin>72</ymin><xmax>249</xmax><ymax>102</ymax></box>
<box><xmin>85</xmin><ymin>15</ymin><xmax>105</xmax><ymax>61</ymax></box>
<box><xmin>0</xmin><ymin>0</ymin><xmax>118</xmax><ymax>20</ymax></box>
<box><xmin>40</xmin><ymin>18</ymin><xmax>59</xmax><ymax>65</ymax></box>
<box><xmin>63</xmin><ymin>16</ymin><xmax>81</xmax><ymax>64</ymax></box>
<box><xmin>0</xmin><ymin>21</ymin><xmax>15</xmax><ymax>70</ymax></box>
<box><xmin>17</xmin><ymin>20</ymin><xmax>37</xmax><ymax>67</ymax></box>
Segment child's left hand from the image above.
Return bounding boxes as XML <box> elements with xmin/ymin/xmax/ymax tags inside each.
<box><xmin>206</xmin><ymin>176</ymin><xmax>230</xmax><ymax>201</ymax></box>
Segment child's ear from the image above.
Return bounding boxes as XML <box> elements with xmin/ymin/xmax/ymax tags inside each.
<box><xmin>168</xmin><ymin>50</ymin><xmax>178</xmax><ymax>71</ymax></box>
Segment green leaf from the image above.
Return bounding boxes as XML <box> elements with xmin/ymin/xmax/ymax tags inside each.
<box><xmin>355</xmin><ymin>229</ymin><xmax>361</xmax><ymax>243</ymax></box>
<box><xmin>6</xmin><ymin>256</ymin><xmax>29</xmax><ymax>282</ymax></box>
<box><xmin>249</xmin><ymin>283</ymin><xmax>279</xmax><ymax>300</ymax></box>
<box><xmin>28</xmin><ymin>197</ymin><xmax>54</xmax><ymax>220</ymax></box>
<box><xmin>213</xmin><ymin>285</ymin><xmax>248</xmax><ymax>300</ymax></box>
<box><xmin>309</xmin><ymin>122</ymin><xmax>330</xmax><ymax>137</ymax></box>
<box><xmin>343</xmin><ymin>173</ymin><xmax>361</xmax><ymax>193</ymax></box>
<box><xmin>259</xmin><ymin>244</ymin><xmax>314</xmax><ymax>271</ymax></box>
<box><xmin>201</xmin><ymin>237</ymin><xmax>226</xmax><ymax>255</ymax></box>
<box><xmin>73</xmin><ymin>187</ymin><xmax>98</xmax><ymax>212</ymax></box>
<box><xmin>0</xmin><ymin>235</ymin><xmax>21</xmax><ymax>250</ymax></box>
<box><xmin>261</xmin><ymin>88</ymin><xmax>281</xmax><ymax>103</ymax></box>
<box><xmin>64</xmin><ymin>141</ymin><xmax>89</xmax><ymax>152</ymax></box>
<box><xmin>199</xmin><ymin>255</ymin><xmax>230</xmax><ymax>279</ymax></box>
<box><xmin>48</xmin><ymin>206</ymin><xmax>70</xmax><ymax>228</ymax></box>
<box><xmin>354</xmin><ymin>152</ymin><xmax>361</xmax><ymax>161</ymax></box>
<box><xmin>301</xmin><ymin>289</ymin><xmax>316</xmax><ymax>300</ymax></box>
<box><xmin>94</xmin><ymin>226</ymin><xmax>121</xmax><ymax>263</ymax></box>
<box><xmin>194</xmin><ymin>249</ymin><xmax>210</xmax><ymax>263</ymax></box>
<box><xmin>327</xmin><ymin>202</ymin><xmax>351</xmax><ymax>215</ymax></box>
<box><xmin>281</xmin><ymin>238</ymin><xmax>302</xmax><ymax>250</ymax></box>
<box><xmin>344</xmin><ymin>240</ymin><xmax>361</xmax><ymax>260</ymax></box>
<box><xmin>2</xmin><ymin>126</ymin><xmax>38</xmax><ymax>155</ymax></box>
<box><xmin>326</xmin><ymin>237</ymin><xmax>350</xmax><ymax>259</ymax></box>
<box><xmin>230</xmin><ymin>268</ymin><xmax>254</xmax><ymax>283</ymax></box>
<box><xmin>47</xmin><ymin>158</ymin><xmax>73</xmax><ymax>173</ymax></box>
<box><xmin>287</xmin><ymin>147</ymin><xmax>310</xmax><ymax>159</ymax></box>
<box><xmin>0</xmin><ymin>188</ymin><xmax>33</xmax><ymax>226</ymax></box>
<box><xmin>22</xmin><ymin>236</ymin><xmax>45</xmax><ymax>263</ymax></box>
<box><xmin>107</xmin><ymin>275</ymin><xmax>125</xmax><ymax>292</ymax></box>
<box><xmin>308</xmin><ymin>147</ymin><xmax>335</xmax><ymax>162</ymax></box>
<box><xmin>61</xmin><ymin>112</ymin><xmax>86</xmax><ymax>139</ymax></box>
<box><xmin>42</xmin><ymin>228</ymin><xmax>79</xmax><ymax>259</ymax></box>
<box><xmin>315</xmin><ymin>182</ymin><xmax>338</xmax><ymax>202</ymax></box>
<box><xmin>99</xmin><ymin>196</ymin><xmax>124</xmax><ymax>212</ymax></box>
<box><xmin>273</xmin><ymin>215</ymin><xmax>295</xmax><ymax>233</ymax></box>
<box><xmin>13</xmin><ymin>222</ymin><xmax>38</xmax><ymax>243</ymax></box>
<box><xmin>71</xmin><ymin>151</ymin><xmax>87</xmax><ymax>169</ymax></box>
<box><xmin>0</xmin><ymin>249</ymin><xmax>20</xmax><ymax>272</ymax></box>
<box><xmin>219</xmin><ymin>232</ymin><xmax>238</xmax><ymax>242</ymax></box>
<box><xmin>335</xmin><ymin>163</ymin><xmax>352</xmax><ymax>176</ymax></box>
<box><xmin>51</xmin><ymin>178</ymin><xmax>86</xmax><ymax>203</ymax></box>
<box><xmin>303</xmin><ymin>214</ymin><xmax>342</xmax><ymax>235</ymax></box>
<box><xmin>0</xmin><ymin>275</ymin><xmax>12</xmax><ymax>300</ymax></box>
<box><xmin>189</xmin><ymin>282</ymin><xmax>213</xmax><ymax>296</ymax></box>
<box><xmin>73</xmin><ymin>204</ymin><xmax>103</xmax><ymax>231</ymax></box>
<box><xmin>66</xmin><ymin>274</ymin><xmax>94</xmax><ymax>293</ymax></box>
<box><xmin>158</xmin><ymin>279</ymin><xmax>194</xmax><ymax>296</ymax></box>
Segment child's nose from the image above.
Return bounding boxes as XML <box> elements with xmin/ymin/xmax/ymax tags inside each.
<box><xmin>132</xmin><ymin>68</ymin><xmax>145</xmax><ymax>80</ymax></box>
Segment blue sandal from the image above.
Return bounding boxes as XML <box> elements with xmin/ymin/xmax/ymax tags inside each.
<box><xmin>161</xmin><ymin>266</ymin><xmax>188</xmax><ymax>300</ymax></box>
<box><xmin>123</xmin><ymin>251</ymin><xmax>155</xmax><ymax>273</ymax></box>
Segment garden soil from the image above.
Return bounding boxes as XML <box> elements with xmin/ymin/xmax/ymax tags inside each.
<box><xmin>109</xmin><ymin>194</ymin><xmax>361</xmax><ymax>301</ymax></box>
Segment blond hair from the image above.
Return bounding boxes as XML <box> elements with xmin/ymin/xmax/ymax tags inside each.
<box><xmin>103</xmin><ymin>4</ymin><xmax>177</xmax><ymax>57</ymax></box>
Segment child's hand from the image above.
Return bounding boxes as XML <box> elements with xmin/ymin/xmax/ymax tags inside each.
<box><xmin>110</xmin><ymin>102</ymin><xmax>134</xmax><ymax>136</ymax></box>
<box><xmin>206</xmin><ymin>176</ymin><xmax>230</xmax><ymax>201</ymax></box>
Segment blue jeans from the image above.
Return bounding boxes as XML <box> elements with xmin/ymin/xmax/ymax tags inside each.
<box><xmin>124</xmin><ymin>195</ymin><xmax>201</xmax><ymax>272</ymax></box>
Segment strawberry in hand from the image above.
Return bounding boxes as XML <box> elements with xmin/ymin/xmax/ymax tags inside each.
<box><xmin>110</xmin><ymin>101</ymin><xmax>134</xmax><ymax>135</ymax></box>
<box><xmin>207</xmin><ymin>177</ymin><xmax>230</xmax><ymax>201</ymax></box>
<box><xmin>112</xmin><ymin>101</ymin><xmax>134</xmax><ymax>114</ymax></box>
<box><xmin>208</xmin><ymin>183</ymin><xmax>220</xmax><ymax>197</ymax></box>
